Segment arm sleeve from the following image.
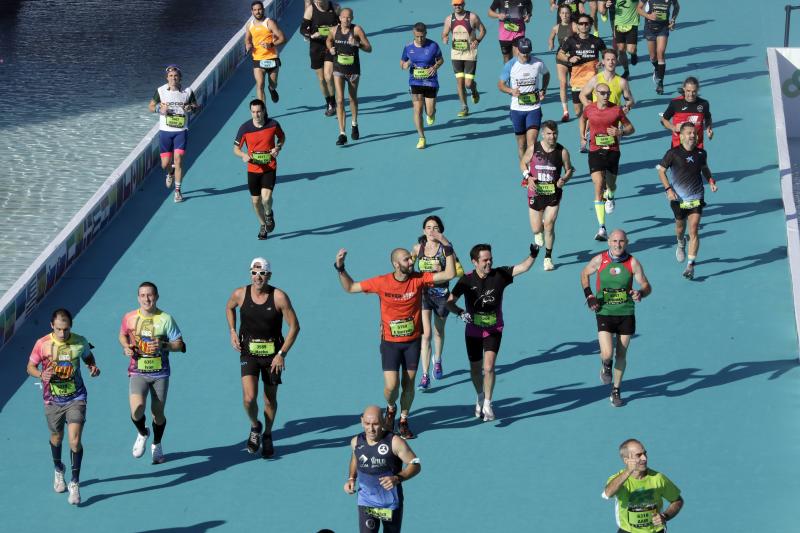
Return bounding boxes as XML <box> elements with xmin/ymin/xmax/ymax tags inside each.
<box><xmin>165</xmin><ymin>315</ymin><xmax>182</xmax><ymax>342</ymax></box>
<box><xmin>234</xmin><ymin>124</ymin><xmax>247</xmax><ymax>147</ymax></box>
<box><xmin>500</xmin><ymin>59</ymin><xmax>513</xmax><ymax>83</ymax></box>
<box><xmin>29</xmin><ymin>339</ymin><xmax>43</xmax><ymax>366</ymax></box>
<box><xmin>659</xmin><ymin>149</ymin><xmax>673</xmax><ymax>169</ymax></box>
<box><xmin>80</xmin><ymin>340</ymin><xmax>93</xmax><ymax>362</ymax></box>
<box><xmin>119</xmin><ymin>314</ymin><xmax>130</xmax><ymax>336</ymax></box>
<box><xmin>276</xmin><ymin>122</ymin><xmax>286</xmax><ymax>143</ymax></box>
<box><xmin>152</xmin><ymin>90</ymin><xmax>161</xmax><ymax>104</ymax></box>
<box><xmin>422</xmin><ymin>272</ymin><xmax>435</xmax><ymax>287</ymax></box>
<box><xmin>450</xmin><ymin>277</ymin><xmax>467</xmax><ymax>298</ymax></box>
<box><xmin>300</xmin><ymin>18</ymin><xmax>313</xmax><ymax>38</ymax></box>
<box><xmin>434</xmin><ymin>43</ymin><xmax>443</xmax><ymax>61</ymax></box>
<box><xmin>401</xmin><ymin>45</ymin><xmax>409</xmax><ymax>62</ymax></box>
<box><xmin>662</xmin><ymin>100</ymin><xmax>675</xmax><ymax>120</ymax></box>
<box><xmin>559</xmin><ymin>37</ymin><xmax>572</xmax><ymax>55</ymax></box>
<box><xmin>359</xmin><ymin>275</ymin><xmax>380</xmax><ymax>294</ymax></box>
<box><xmin>660</xmin><ymin>474</ymin><xmax>681</xmax><ymax>502</ymax></box>
<box><xmin>187</xmin><ymin>91</ymin><xmax>198</xmax><ymax>106</ymax></box>
<box><xmin>703</xmin><ymin>100</ymin><xmax>712</xmax><ymax>122</ymax></box>
<box><xmin>500</xmin><ymin>266</ymin><xmax>515</xmax><ymax>285</ymax></box>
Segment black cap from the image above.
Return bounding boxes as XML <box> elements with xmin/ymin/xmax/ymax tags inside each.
<box><xmin>517</xmin><ymin>38</ymin><xmax>532</xmax><ymax>54</ymax></box>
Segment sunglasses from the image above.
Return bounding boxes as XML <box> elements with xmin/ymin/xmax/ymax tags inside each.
<box><xmin>251</xmin><ymin>270</ymin><xmax>268</xmax><ymax>276</ymax></box>
<box><xmin>597</xmin><ymin>91</ymin><xmax>610</xmax><ymax>96</ymax></box>
<box><xmin>577</xmin><ymin>21</ymin><xmax>591</xmax><ymax>26</ymax></box>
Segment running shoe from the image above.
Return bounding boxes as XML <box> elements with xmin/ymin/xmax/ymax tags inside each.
<box><xmin>132</xmin><ymin>428</ymin><xmax>149</xmax><ymax>458</ymax></box>
<box><xmin>336</xmin><ymin>133</ymin><xmax>347</xmax><ymax>146</ymax></box>
<box><xmin>417</xmin><ymin>373</ymin><xmax>430</xmax><ymax>391</ymax></box>
<box><xmin>543</xmin><ymin>257</ymin><xmax>555</xmax><ymax>271</ymax></box>
<box><xmin>472</xmin><ymin>89</ymin><xmax>480</xmax><ymax>104</ymax></box>
<box><xmin>54</xmin><ymin>465</ymin><xmax>66</xmax><ymax>493</ymax></box>
<box><xmin>475</xmin><ymin>393</ymin><xmax>485</xmax><ymax>418</ymax></box>
<box><xmin>165</xmin><ymin>173</ymin><xmax>174</xmax><ymax>189</ymax></box>
<box><xmin>351</xmin><ymin>124</ymin><xmax>360</xmax><ymax>140</ymax></box>
<box><xmin>261</xmin><ymin>432</ymin><xmax>274</xmax><ymax>458</ymax></box>
<box><xmin>433</xmin><ymin>359</ymin><xmax>443</xmax><ymax>380</ymax></box>
<box><xmin>398</xmin><ymin>418</ymin><xmax>415</xmax><ymax>439</ymax></box>
<box><xmin>600</xmin><ymin>361</ymin><xmax>613</xmax><ymax>385</ymax></box>
<box><xmin>610</xmin><ymin>387</ymin><xmax>624</xmax><ymax>407</ymax></box>
<box><xmin>67</xmin><ymin>481</ymin><xmax>81</xmax><ymax>505</ymax></box>
<box><xmin>265</xmin><ymin>211</ymin><xmax>275</xmax><ymax>233</ymax></box>
<box><xmin>604</xmin><ymin>197</ymin><xmax>615</xmax><ymax>214</ymax></box>
<box><xmin>173</xmin><ymin>189</ymin><xmax>184</xmax><ymax>203</ymax></box>
<box><xmin>534</xmin><ymin>233</ymin><xmax>544</xmax><ymax>247</ymax></box>
<box><xmin>482</xmin><ymin>399</ymin><xmax>495</xmax><ymax>422</ymax></box>
<box><xmin>457</xmin><ymin>107</ymin><xmax>468</xmax><ymax>118</ymax></box>
<box><xmin>630</xmin><ymin>53</ymin><xmax>638</xmax><ymax>66</ymax></box>
<box><xmin>580</xmin><ymin>141</ymin><xmax>587</xmax><ymax>153</ymax></box>
<box><xmin>594</xmin><ymin>227</ymin><xmax>608</xmax><ymax>241</ymax></box>
<box><xmin>416</xmin><ymin>137</ymin><xmax>426</xmax><ymax>149</ymax></box>
<box><xmin>269</xmin><ymin>87</ymin><xmax>279</xmax><ymax>103</ymax></box>
<box><xmin>561</xmin><ymin>111</ymin><xmax>570</xmax><ymax>123</ymax></box>
<box><xmin>675</xmin><ymin>237</ymin><xmax>686</xmax><ymax>262</ymax></box>
<box><xmin>257</xmin><ymin>224</ymin><xmax>268</xmax><ymax>240</ymax></box>
<box><xmin>325</xmin><ymin>103</ymin><xmax>336</xmax><ymax>116</ymax></box>
<box><xmin>682</xmin><ymin>263</ymin><xmax>695</xmax><ymax>280</ymax></box>
<box><xmin>656</xmin><ymin>80</ymin><xmax>664</xmax><ymax>95</ymax></box>
<box><xmin>426</xmin><ymin>113</ymin><xmax>435</xmax><ymax>126</ymax></box>
<box><xmin>247</xmin><ymin>422</ymin><xmax>263</xmax><ymax>454</ymax></box>
<box><xmin>151</xmin><ymin>443</ymin><xmax>165</xmax><ymax>465</ymax></box>
<box><xmin>384</xmin><ymin>405</ymin><xmax>397</xmax><ymax>431</ymax></box>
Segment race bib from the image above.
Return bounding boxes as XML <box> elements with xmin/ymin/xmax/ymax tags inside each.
<box><xmin>50</xmin><ymin>380</ymin><xmax>77</xmax><ymax>397</ymax></box>
<box><xmin>259</xmin><ymin>59</ymin><xmax>278</xmax><ymax>69</ymax></box>
<box><xmin>137</xmin><ymin>356</ymin><xmax>163</xmax><ymax>372</ymax></box>
<box><xmin>165</xmin><ymin>114</ymin><xmax>186</xmax><ymax>128</ymax></box>
<box><xmin>517</xmin><ymin>92</ymin><xmax>539</xmax><ymax>105</ymax></box>
<box><xmin>418</xmin><ymin>258</ymin><xmax>439</xmax><ymax>272</ymax></box>
<box><xmin>602</xmin><ymin>288</ymin><xmax>629</xmax><ymax>305</ymax></box>
<box><xmin>453</xmin><ymin>39</ymin><xmax>469</xmax><ymax>51</ymax></box>
<box><xmin>679</xmin><ymin>199</ymin><xmax>702</xmax><ymax>209</ymax></box>
<box><xmin>389</xmin><ymin>318</ymin><xmax>415</xmax><ymax>337</ymax></box>
<box><xmin>473</xmin><ymin>312</ymin><xmax>497</xmax><ymax>328</ymax></box>
<box><xmin>627</xmin><ymin>505</ymin><xmax>658</xmax><ymax>529</ymax></box>
<box><xmin>318</xmin><ymin>26</ymin><xmax>332</xmax><ymax>36</ymax></box>
<box><xmin>251</xmin><ymin>151</ymin><xmax>273</xmax><ymax>164</ymax></box>
<box><xmin>656</xmin><ymin>11</ymin><xmax>668</xmax><ymax>21</ymax></box>
<box><xmin>412</xmin><ymin>67</ymin><xmax>430</xmax><ymax>79</ymax></box>
<box><xmin>337</xmin><ymin>54</ymin><xmax>355</xmax><ymax>65</ymax></box>
<box><xmin>248</xmin><ymin>339</ymin><xmax>276</xmax><ymax>356</ymax></box>
<box><xmin>595</xmin><ymin>134</ymin><xmax>616</xmax><ymax>147</ymax></box>
<box><xmin>536</xmin><ymin>182</ymin><xmax>556</xmax><ymax>195</ymax></box>
<box><xmin>365</xmin><ymin>507</ymin><xmax>392</xmax><ymax>522</ymax></box>
<box><xmin>503</xmin><ymin>21</ymin><xmax>520</xmax><ymax>32</ymax></box>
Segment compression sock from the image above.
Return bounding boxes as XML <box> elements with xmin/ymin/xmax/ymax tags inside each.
<box><xmin>132</xmin><ymin>415</ymin><xmax>147</xmax><ymax>436</ymax></box>
<box><xmin>70</xmin><ymin>448</ymin><xmax>83</xmax><ymax>483</ymax></box>
<box><xmin>51</xmin><ymin>442</ymin><xmax>64</xmax><ymax>470</ymax></box>
<box><xmin>657</xmin><ymin>62</ymin><xmax>666</xmax><ymax>82</ymax></box>
<box><xmin>153</xmin><ymin>419</ymin><xmax>167</xmax><ymax>445</ymax></box>
<box><xmin>594</xmin><ymin>201</ymin><xmax>606</xmax><ymax>226</ymax></box>
<box><xmin>545</xmin><ymin>248</ymin><xmax>553</xmax><ymax>259</ymax></box>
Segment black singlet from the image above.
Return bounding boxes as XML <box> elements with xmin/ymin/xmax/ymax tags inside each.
<box><xmin>332</xmin><ymin>25</ymin><xmax>360</xmax><ymax>75</ymax></box>
<box><xmin>239</xmin><ymin>285</ymin><xmax>284</xmax><ymax>349</ymax></box>
<box><xmin>311</xmin><ymin>1</ymin><xmax>338</xmax><ymax>40</ymax></box>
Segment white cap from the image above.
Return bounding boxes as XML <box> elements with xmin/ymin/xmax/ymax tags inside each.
<box><xmin>249</xmin><ymin>257</ymin><xmax>271</xmax><ymax>272</ymax></box>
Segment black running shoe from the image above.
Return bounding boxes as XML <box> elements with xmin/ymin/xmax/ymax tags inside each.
<box><xmin>336</xmin><ymin>134</ymin><xmax>347</xmax><ymax>146</ymax></box>
<box><xmin>610</xmin><ymin>387</ymin><xmax>624</xmax><ymax>407</ymax></box>
<box><xmin>247</xmin><ymin>422</ymin><xmax>263</xmax><ymax>453</ymax></box>
<box><xmin>656</xmin><ymin>81</ymin><xmax>664</xmax><ymax>95</ymax></box>
<box><xmin>398</xmin><ymin>418</ymin><xmax>415</xmax><ymax>440</ymax></box>
<box><xmin>384</xmin><ymin>405</ymin><xmax>397</xmax><ymax>432</ymax></box>
<box><xmin>630</xmin><ymin>53</ymin><xmax>638</xmax><ymax>66</ymax></box>
<box><xmin>324</xmin><ymin>103</ymin><xmax>336</xmax><ymax>117</ymax></box>
<box><xmin>351</xmin><ymin>124</ymin><xmax>360</xmax><ymax>140</ymax></box>
<box><xmin>269</xmin><ymin>87</ymin><xmax>279</xmax><ymax>103</ymax></box>
<box><xmin>261</xmin><ymin>432</ymin><xmax>274</xmax><ymax>458</ymax></box>
<box><xmin>265</xmin><ymin>211</ymin><xmax>275</xmax><ymax>233</ymax></box>
<box><xmin>257</xmin><ymin>224</ymin><xmax>268</xmax><ymax>240</ymax></box>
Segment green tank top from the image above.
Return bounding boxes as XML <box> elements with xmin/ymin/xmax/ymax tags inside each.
<box><xmin>614</xmin><ymin>0</ymin><xmax>640</xmax><ymax>30</ymax></box>
<box><xmin>596</xmin><ymin>252</ymin><xmax>635</xmax><ymax>316</ymax></box>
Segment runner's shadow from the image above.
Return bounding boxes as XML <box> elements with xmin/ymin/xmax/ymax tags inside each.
<box><xmin>666</xmin><ymin>40</ymin><xmax>747</xmax><ymax>60</ymax></box>
<box><xmin>369</xmin><ymin>22</ymin><xmax>444</xmax><ymax>38</ymax></box>
<box><xmin>269</xmin><ymin>207</ymin><xmax>443</xmax><ymax>239</ymax></box>
<box><xmin>715</xmin><ymin>164</ymin><xmax>777</xmax><ymax>184</ymax></box>
<box><xmin>692</xmin><ymin>246</ymin><xmax>786</xmax><ymax>282</ymax></box>
<box><xmin>702</xmin><ymin>198</ymin><xmax>783</xmax><ymax>225</ymax></box>
<box><xmin>132</xmin><ymin>521</ymin><xmax>226</xmax><ymax>533</ymax></box>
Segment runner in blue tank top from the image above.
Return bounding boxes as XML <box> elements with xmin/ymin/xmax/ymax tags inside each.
<box><xmin>401</xmin><ymin>22</ymin><xmax>444</xmax><ymax>149</ymax></box>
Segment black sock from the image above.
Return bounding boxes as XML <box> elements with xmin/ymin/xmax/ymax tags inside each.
<box><xmin>630</xmin><ymin>53</ymin><xmax>638</xmax><ymax>65</ymax></box>
<box><xmin>326</xmin><ymin>95</ymin><xmax>334</xmax><ymax>106</ymax></box>
<box><xmin>657</xmin><ymin>63</ymin><xmax>666</xmax><ymax>82</ymax></box>
<box><xmin>651</xmin><ymin>59</ymin><xmax>658</xmax><ymax>71</ymax></box>
<box><xmin>152</xmin><ymin>419</ymin><xmax>167</xmax><ymax>445</ymax></box>
<box><xmin>251</xmin><ymin>420</ymin><xmax>263</xmax><ymax>432</ymax></box>
<box><xmin>71</xmin><ymin>448</ymin><xmax>83</xmax><ymax>483</ymax></box>
<box><xmin>132</xmin><ymin>415</ymin><xmax>147</xmax><ymax>436</ymax></box>
<box><xmin>50</xmin><ymin>442</ymin><xmax>64</xmax><ymax>470</ymax></box>
<box><xmin>545</xmin><ymin>248</ymin><xmax>553</xmax><ymax>259</ymax></box>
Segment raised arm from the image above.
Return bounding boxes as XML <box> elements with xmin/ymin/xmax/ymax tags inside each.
<box><xmin>335</xmin><ymin>248</ymin><xmax>363</xmax><ymax>293</ymax></box>
<box><xmin>430</xmin><ymin>232</ymin><xmax>456</xmax><ymax>284</ymax></box>
<box><xmin>512</xmin><ymin>244</ymin><xmax>540</xmax><ymax>276</ymax></box>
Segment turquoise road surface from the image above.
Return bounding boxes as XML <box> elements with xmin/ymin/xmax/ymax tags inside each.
<box><xmin>1</xmin><ymin>1</ymin><xmax>797</xmax><ymax>531</ymax></box>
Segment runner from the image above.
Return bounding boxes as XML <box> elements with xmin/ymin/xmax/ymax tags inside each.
<box><xmin>660</xmin><ymin>76</ymin><xmax>713</xmax><ymax>148</ymax></box>
<box><xmin>301</xmin><ymin>0</ymin><xmax>340</xmax><ymax>116</ymax></box>
<box><xmin>548</xmin><ymin>4</ymin><xmax>577</xmax><ymax>122</ymax></box>
<box><xmin>550</xmin><ymin>0</ymin><xmax>586</xmax><ymax>23</ymax></box>
<box><xmin>233</xmin><ymin>99</ymin><xmax>286</xmax><ymax>240</ymax></box>
<box><xmin>246</xmin><ymin>0</ymin><xmax>286</xmax><ymax>105</ymax></box>
<box><xmin>334</xmin><ymin>234</ymin><xmax>456</xmax><ymax>439</ymax></box>
<box><xmin>580</xmin><ymin>229</ymin><xmax>651</xmax><ymax>407</ymax></box>
<box><xmin>657</xmin><ymin>123</ymin><xmax>718</xmax><ymax>279</ymax></box>
<box><xmin>603</xmin><ymin>438</ymin><xmax>684</xmax><ymax>532</ymax></box>
<box><xmin>148</xmin><ymin>65</ymin><xmax>199</xmax><ymax>203</ymax></box>
<box><xmin>225</xmin><ymin>257</ymin><xmax>300</xmax><ymax>458</ymax></box>
<box><xmin>343</xmin><ymin>405</ymin><xmax>421</xmax><ymax>532</ymax></box>
<box><xmin>447</xmin><ymin>242</ymin><xmax>539</xmax><ymax>421</ymax></box>
<box><xmin>579</xmin><ymin>82</ymin><xmax>634</xmax><ymax>241</ymax></box>
<box><xmin>441</xmin><ymin>0</ymin><xmax>486</xmax><ymax>118</ymax></box>
<box><xmin>520</xmin><ymin>120</ymin><xmax>574</xmax><ymax>271</ymax></box>
<box><xmin>612</xmin><ymin>0</ymin><xmax>640</xmax><ymax>78</ymax></box>
<box><xmin>578</xmin><ymin>49</ymin><xmax>635</xmax><ymax>110</ymax></box>
<box><xmin>487</xmin><ymin>0</ymin><xmax>532</xmax><ymax>64</ymax></box>
<box><xmin>498</xmin><ymin>37</ymin><xmax>549</xmax><ymax>163</ymax></box>
<box><xmin>556</xmin><ymin>14</ymin><xmax>606</xmax><ymax>132</ymax></box>
<box><xmin>327</xmin><ymin>7</ymin><xmax>372</xmax><ymax>146</ymax></box>
<box><xmin>410</xmin><ymin>216</ymin><xmax>464</xmax><ymax>391</ymax></box>
<box><xmin>401</xmin><ymin>23</ymin><xmax>444</xmax><ymax>150</ymax></box>
<box><xmin>118</xmin><ymin>282</ymin><xmax>185</xmax><ymax>465</ymax></box>
<box><xmin>638</xmin><ymin>0</ymin><xmax>680</xmax><ymax>95</ymax></box>
<box><xmin>27</xmin><ymin>309</ymin><xmax>100</xmax><ymax>505</ymax></box>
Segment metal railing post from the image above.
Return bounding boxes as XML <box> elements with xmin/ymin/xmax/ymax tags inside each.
<box><xmin>787</xmin><ymin>5</ymin><xmax>793</xmax><ymax>48</ymax></box>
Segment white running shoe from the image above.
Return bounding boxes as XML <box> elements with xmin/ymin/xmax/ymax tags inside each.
<box><xmin>54</xmin><ymin>465</ymin><xmax>66</xmax><ymax>493</ymax></box>
<box><xmin>594</xmin><ymin>227</ymin><xmax>608</xmax><ymax>241</ymax></box>
<box><xmin>475</xmin><ymin>393</ymin><xmax>485</xmax><ymax>418</ymax></box>
<box><xmin>676</xmin><ymin>238</ymin><xmax>686</xmax><ymax>262</ymax></box>
<box><xmin>534</xmin><ymin>232</ymin><xmax>544</xmax><ymax>247</ymax></box>
<box><xmin>482</xmin><ymin>399</ymin><xmax>495</xmax><ymax>422</ymax></box>
<box><xmin>67</xmin><ymin>481</ymin><xmax>81</xmax><ymax>505</ymax></box>
<box><xmin>151</xmin><ymin>443</ymin><xmax>165</xmax><ymax>465</ymax></box>
<box><xmin>604</xmin><ymin>197</ymin><xmax>615</xmax><ymax>214</ymax></box>
<box><xmin>543</xmin><ymin>257</ymin><xmax>555</xmax><ymax>271</ymax></box>
<box><xmin>132</xmin><ymin>429</ymin><xmax>149</xmax><ymax>458</ymax></box>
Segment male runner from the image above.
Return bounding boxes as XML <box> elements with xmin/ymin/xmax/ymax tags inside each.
<box><xmin>401</xmin><ymin>23</ymin><xmax>444</xmax><ymax>150</ymax></box>
<box><xmin>611</xmin><ymin>0</ymin><xmax>640</xmax><ymax>77</ymax></box>
<box><xmin>334</xmin><ymin>233</ymin><xmax>456</xmax><ymax>439</ymax></box>
<box><xmin>660</xmin><ymin>76</ymin><xmax>713</xmax><ymax>148</ymax></box>
<box><xmin>604</xmin><ymin>438</ymin><xmax>684</xmax><ymax>532</ymax></box>
<box><xmin>657</xmin><ymin>123</ymin><xmax>718</xmax><ymax>279</ymax></box>
<box><xmin>498</xmin><ymin>37</ymin><xmax>549</xmax><ymax>163</ymax></box>
<box><xmin>447</xmin><ymin>243</ymin><xmax>539</xmax><ymax>421</ymax></box>
<box><xmin>556</xmin><ymin>14</ymin><xmax>606</xmax><ymax>128</ymax></box>
<box><xmin>148</xmin><ymin>65</ymin><xmax>199</xmax><ymax>203</ymax></box>
<box><xmin>487</xmin><ymin>0</ymin><xmax>532</xmax><ymax>63</ymax></box>
<box><xmin>638</xmin><ymin>0</ymin><xmax>680</xmax><ymax>94</ymax></box>
<box><xmin>520</xmin><ymin>120</ymin><xmax>574</xmax><ymax>271</ymax></box>
<box><xmin>580</xmin><ymin>83</ymin><xmax>634</xmax><ymax>240</ymax></box>
<box><xmin>579</xmin><ymin>49</ymin><xmax>634</xmax><ymax>111</ymax></box>
<box><xmin>246</xmin><ymin>0</ymin><xmax>286</xmax><ymax>104</ymax></box>
<box><xmin>119</xmin><ymin>282</ymin><xmax>185</xmax><ymax>465</ymax></box>
<box><xmin>27</xmin><ymin>309</ymin><xmax>100</xmax><ymax>505</ymax></box>
<box><xmin>226</xmin><ymin>257</ymin><xmax>300</xmax><ymax>458</ymax></box>
<box><xmin>580</xmin><ymin>230</ymin><xmax>651</xmax><ymax>407</ymax></box>
<box><xmin>344</xmin><ymin>405</ymin><xmax>421</xmax><ymax>532</ymax></box>
<box><xmin>442</xmin><ymin>0</ymin><xmax>486</xmax><ymax>118</ymax></box>
<box><xmin>233</xmin><ymin>99</ymin><xmax>286</xmax><ymax>240</ymax></box>
<box><xmin>301</xmin><ymin>0</ymin><xmax>340</xmax><ymax>116</ymax></box>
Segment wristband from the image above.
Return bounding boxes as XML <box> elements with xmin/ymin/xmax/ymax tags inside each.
<box><xmin>664</xmin><ymin>186</ymin><xmax>672</xmax><ymax>192</ymax></box>
<box><xmin>277</xmin><ymin>350</ymin><xmax>285</xmax><ymax>358</ymax></box>
<box><xmin>529</xmin><ymin>243</ymin><xmax>539</xmax><ymax>258</ymax></box>
<box><xmin>583</xmin><ymin>286</ymin><xmax>593</xmax><ymax>299</ymax></box>
<box><xmin>334</xmin><ymin>262</ymin><xmax>346</xmax><ymax>273</ymax></box>
<box><xmin>522</xmin><ymin>170</ymin><xmax>530</xmax><ymax>179</ymax></box>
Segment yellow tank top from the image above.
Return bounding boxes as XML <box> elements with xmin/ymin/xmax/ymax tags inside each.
<box><xmin>592</xmin><ymin>71</ymin><xmax>623</xmax><ymax>105</ymax></box>
<box><xmin>249</xmin><ymin>18</ymin><xmax>278</xmax><ymax>60</ymax></box>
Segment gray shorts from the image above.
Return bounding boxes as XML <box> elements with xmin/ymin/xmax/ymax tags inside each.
<box><xmin>45</xmin><ymin>400</ymin><xmax>86</xmax><ymax>434</ymax></box>
<box><xmin>129</xmin><ymin>375</ymin><xmax>170</xmax><ymax>403</ymax></box>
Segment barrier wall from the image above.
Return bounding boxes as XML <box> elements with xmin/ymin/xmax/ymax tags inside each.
<box><xmin>0</xmin><ymin>0</ymin><xmax>291</xmax><ymax>351</ymax></box>
<box><xmin>767</xmin><ymin>47</ymin><xmax>800</xmax><ymax>358</ymax></box>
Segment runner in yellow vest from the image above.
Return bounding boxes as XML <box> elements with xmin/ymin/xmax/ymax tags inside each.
<box><xmin>245</xmin><ymin>1</ymin><xmax>286</xmax><ymax>104</ymax></box>
<box><xmin>579</xmin><ymin>49</ymin><xmax>634</xmax><ymax>111</ymax></box>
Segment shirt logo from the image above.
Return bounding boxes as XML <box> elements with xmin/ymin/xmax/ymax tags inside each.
<box><xmin>377</xmin><ymin>443</ymin><xmax>389</xmax><ymax>455</ymax></box>
<box><xmin>686</xmin><ymin>156</ymin><xmax>694</xmax><ymax>163</ymax></box>
<box><xmin>610</xmin><ymin>267</ymin><xmax>621</xmax><ymax>275</ymax></box>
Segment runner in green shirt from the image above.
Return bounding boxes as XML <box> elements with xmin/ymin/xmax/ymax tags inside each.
<box><xmin>612</xmin><ymin>0</ymin><xmax>640</xmax><ymax>78</ymax></box>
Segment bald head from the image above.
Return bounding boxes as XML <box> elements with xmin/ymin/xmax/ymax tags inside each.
<box><xmin>391</xmin><ymin>248</ymin><xmax>410</xmax><ymax>265</ymax></box>
<box><xmin>609</xmin><ymin>229</ymin><xmax>627</xmax><ymax>242</ymax></box>
<box><xmin>596</xmin><ymin>83</ymin><xmax>610</xmax><ymax>93</ymax></box>
<box><xmin>362</xmin><ymin>405</ymin><xmax>382</xmax><ymax>421</ymax></box>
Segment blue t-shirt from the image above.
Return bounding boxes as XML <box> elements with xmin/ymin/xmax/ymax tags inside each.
<box><xmin>401</xmin><ymin>39</ymin><xmax>443</xmax><ymax>88</ymax></box>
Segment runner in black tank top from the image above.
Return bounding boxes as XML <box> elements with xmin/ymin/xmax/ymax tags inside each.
<box><xmin>301</xmin><ymin>0</ymin><xmax>340</xmax><ymax>114</ymax></box>
<box><xmin>549</xmin><ymin>4</ymin><xmax>576</xmax><ymax>121</ymax></box>
<box><xmin>225</xmin><ymin>257</ymin><xmax>300</xmax><ymax>458</ymax></box>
